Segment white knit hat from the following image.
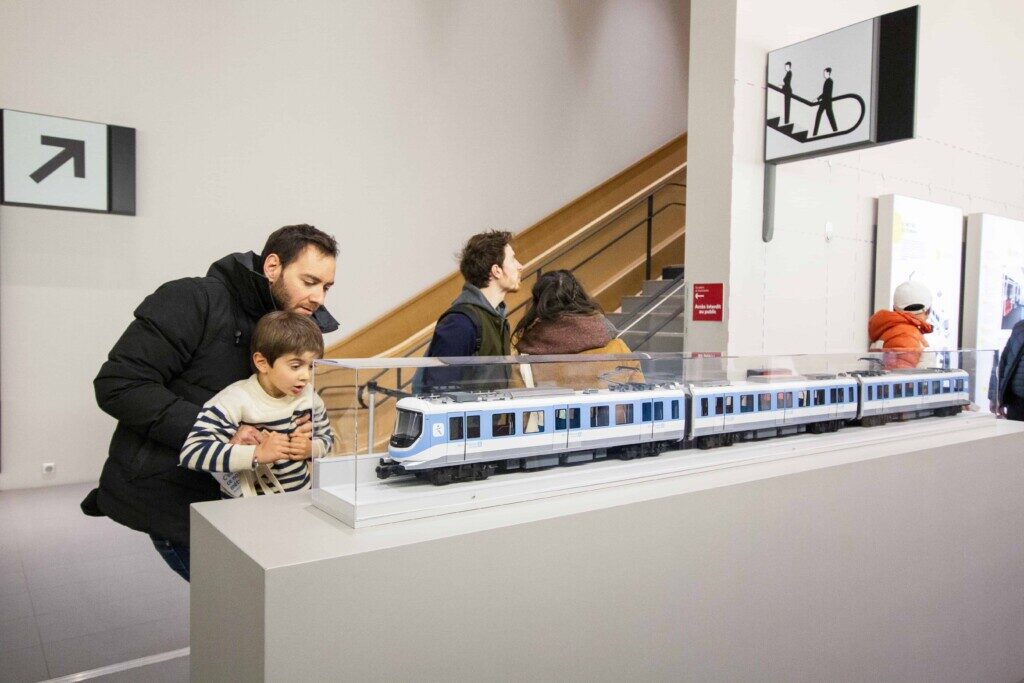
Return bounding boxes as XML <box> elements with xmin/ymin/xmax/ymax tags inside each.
<box><xmin>893</xmin><ymin>280</ymin><xmax>932</xmax><ymax>312</ymax></box>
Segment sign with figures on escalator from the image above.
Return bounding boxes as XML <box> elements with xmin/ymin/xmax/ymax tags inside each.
<box><xmin>764</xmin><ymin>6</ymin><xmax>918</xmax><ymax>163</ymax></box>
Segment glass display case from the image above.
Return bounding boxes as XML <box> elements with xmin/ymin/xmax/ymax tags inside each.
<box><xmin>311</xmin><ymin>349</ymin><xmax>1000</xmax><ymax>528</ymax></box>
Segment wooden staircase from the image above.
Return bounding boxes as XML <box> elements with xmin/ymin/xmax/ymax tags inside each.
<box><xmin>319</xmin><ymin>134</ymin><xmax>688</xmax><ymax>456</ymax></box>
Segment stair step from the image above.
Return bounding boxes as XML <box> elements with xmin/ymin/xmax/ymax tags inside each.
<box><xmin>792</xmin><ymin>130</ymin><xmax>809</xmax><ymax>142</ymax></box>
<box><xmin>619</xmin><ymin>294</ymin><xmax>687</xmax><ymax>313</ymax></box>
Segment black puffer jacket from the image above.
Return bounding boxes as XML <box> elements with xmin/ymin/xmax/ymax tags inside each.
<box><xmin>82</xmin><ymin>252</ymin><xmax>338</xmax><ymax>545</ymax></box>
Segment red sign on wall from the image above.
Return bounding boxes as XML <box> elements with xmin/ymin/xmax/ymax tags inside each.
<box><xmin>692</xmin><ymin>283</ymin><xmax>723</xmax><ymax>322</ymax></box>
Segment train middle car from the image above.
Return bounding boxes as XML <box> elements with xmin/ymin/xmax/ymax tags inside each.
<box><xmin>687</xmin><ymin>375</ymin><xmax>859</xmax><ymax>448</ymax></box>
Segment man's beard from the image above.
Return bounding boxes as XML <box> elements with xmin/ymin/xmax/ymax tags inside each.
<box><xmin>270</xmin><ymin>278</ymin><xmax>293</xmax><ymax>312</ymax></box>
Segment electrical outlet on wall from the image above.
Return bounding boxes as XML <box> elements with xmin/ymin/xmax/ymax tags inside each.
<box><xmin>42</xmin><ymin>462</ymin><xmax>56</xmax><ymax>477</ymax></box>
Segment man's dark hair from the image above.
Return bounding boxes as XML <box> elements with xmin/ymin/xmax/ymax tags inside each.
<box><xmin>459</xmin><ymin>230</ymin><xmax>514</xmax><ymax>288</ymax></box>
<box><xmin>825</xmin><ymin>67</ymin><xmax>832</xmax><ymax>75</ymax></box>
<box><xmin>785</xmin><ymin>61</ymin><xmax>791</xmax><ymax>67</ymax></box>
<box><xmin>261</xmin><ymin>224</ymin><xmax>338</xmax><ymax>269</ymax></box>
<box><xmin>252</xmin><ymin>311</ymin><xmax>324</xmax><ymax>366</ymax></box>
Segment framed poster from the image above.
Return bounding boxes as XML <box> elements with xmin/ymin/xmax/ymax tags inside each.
<box><xmin>962</xmin><ymin>213</ymin><xmax>1024</xmax><ymax>406</ymax></box>
<box><xmin>874</xmin><ymin>195</ymin><xmax>963</xmax><ymax>352</ymax></box>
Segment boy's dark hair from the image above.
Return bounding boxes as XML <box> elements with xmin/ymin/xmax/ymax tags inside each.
<box><xmin>252</xmin><ymin>311</ymin><xmax>325</xmax><ymax>366</ymax></box>
<box><xmin>261</xmin><ymin>224</ymin><xmax>338</xmax><ymax>269</ymax></box>
<box><xmin>459</xmin><ymin>230</ymin><xmax>513</xmax><ymax>288</ymax></box>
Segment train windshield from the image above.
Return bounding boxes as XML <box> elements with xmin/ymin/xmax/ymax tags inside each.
<box><xmin>390</xmin><ymin>409</ymin><xmax>423</xmax><ymax>448</ymax></box>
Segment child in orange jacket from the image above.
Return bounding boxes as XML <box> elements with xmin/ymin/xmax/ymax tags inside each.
<box><xmin>868</xmin><ymin>280</ymin><xmax>933</xmax><ymax>369</ymax></box>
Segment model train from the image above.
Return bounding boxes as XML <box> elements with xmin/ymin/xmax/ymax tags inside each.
<box><xmin>375</xmin><ymin>367</ymin><xmax>970</xmax><ymax>485</ymax></box>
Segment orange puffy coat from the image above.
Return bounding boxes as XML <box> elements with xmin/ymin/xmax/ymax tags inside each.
<box><xmin>867</xmin><ymin>310</ymin><xmax>933</xmax><ymax>369</ymax></box>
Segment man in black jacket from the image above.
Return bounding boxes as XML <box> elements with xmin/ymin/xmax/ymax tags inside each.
<box><xmin>990</xmin><ymin>320</ymin><xmax>1024</xmax><ymax>420</ymax></box>
<box><xmin>82</xmin><ymin>224</ymin><xmax>338</xmax><ymax>580</ymax></box>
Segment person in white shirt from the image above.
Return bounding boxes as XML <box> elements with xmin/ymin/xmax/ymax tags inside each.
<box><xmin>180</xmin><ymin>311</ymin><xmax>333</xmax><ymax>497</ymax></box>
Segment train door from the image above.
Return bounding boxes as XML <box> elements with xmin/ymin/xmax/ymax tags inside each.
<box><xmin>565</xmin><ymin>406</ymin><xmax>583</xmax><ymax>450</ymax></box>
<box><xmin>554</xmin><ymin>406</ymin><xmax>571</xmax><ymax>451</ymax></box>
<box><xmin>640</xmin><ymin>400</ymin><xmax>655</xmax><ymax>441</ymax></box>
<box><xmin>464</xmin><ymin>413</ymin><xmax>484</xmax><ymax>459</ymax></box>
<box><xmin>445</xmin><ymin>414</ymin><xmax>466</xmax><ymax>462</ymax></box>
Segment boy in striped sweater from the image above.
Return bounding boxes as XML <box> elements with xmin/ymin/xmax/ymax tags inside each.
<box><xmin>180</xmin><ymin>311</ymin><xmax>334</xmax><ymax>497</ymax></box>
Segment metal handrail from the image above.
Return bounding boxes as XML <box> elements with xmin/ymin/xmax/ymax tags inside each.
<box><xmin>615</xmin><ymin>271</ymin><xmax>686</xmax><ymax>337</ymax></box>
<box><xmin>629</xmin><ymin>297</ymin><xmax>688</xmax><ymax>351</ymax></box>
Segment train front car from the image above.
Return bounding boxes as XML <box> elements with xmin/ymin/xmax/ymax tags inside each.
<box><xmin>375</xmin><ymin>397</ymin><xmax>448</xmax><ymax>481</ymax></box>
<box><xmin>856</xmin><ymin>368</ymin><xmax>970</xmax><ymax>426</ymax></box>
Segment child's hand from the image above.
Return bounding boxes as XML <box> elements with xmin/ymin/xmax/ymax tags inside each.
<box><xmin>254</xmin><ymin>431</ymin><xmax>290</xmax><ymax>464</ymax></box>
<box><xmin>287</xmin><ymin>433</ymin><xmax>313</xmax><ymax>460</ymax></box>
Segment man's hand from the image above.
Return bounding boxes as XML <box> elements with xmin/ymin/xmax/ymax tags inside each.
<box><xmin>230</xmin><ymin>425</ymin><xmax>263</xmax><ymax>446</ymax></box>
<box><xmin>254</xmin><ymin>431</ymin><xmax>291</xmax><ymax>464</ymax></box>
<box><xmin>991</xmin><ymin>400</ymin><xmax>1008</xmax><ymax>418</ymax></box>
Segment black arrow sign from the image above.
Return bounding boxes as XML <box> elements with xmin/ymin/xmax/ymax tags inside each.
<box><xmin>30</xmin><ymin>135</ymin><xmax>85</xmax><ymax>183</ymax></box>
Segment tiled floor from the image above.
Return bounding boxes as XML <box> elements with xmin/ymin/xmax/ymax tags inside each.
<box><xmin>0</xmin><ymin>482</ymin><xmax>188</xmax><ymax>682</ymax></box>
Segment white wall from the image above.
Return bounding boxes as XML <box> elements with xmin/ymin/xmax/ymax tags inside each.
<box><xmin>0</xmin><ymin>0</ymin><xmax>689</xmax><ymax>489</ymax></box>
<box><xmin>685</xmin><ymin>0</ymin><xmax>1024</xmax><ymax>355</ymax></box>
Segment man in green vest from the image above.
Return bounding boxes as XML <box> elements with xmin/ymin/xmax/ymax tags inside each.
<box><xmin>417</xmin><ymin>230</ymin><xmax>523</xmax><ymax>392</ymax></box>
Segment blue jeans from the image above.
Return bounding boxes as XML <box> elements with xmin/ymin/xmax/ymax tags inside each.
<box><xmin>150</xmin><ymin>535</ymin><xmax>191</xmax><ymax>582</ymax></box>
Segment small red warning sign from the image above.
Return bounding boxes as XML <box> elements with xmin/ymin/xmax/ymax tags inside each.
<box><xmin>692</xmin><ymin>283</ymin><xmax>723</xmax><ymax>322</ymax></box>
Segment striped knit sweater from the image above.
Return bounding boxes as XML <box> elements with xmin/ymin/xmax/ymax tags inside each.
<box><xmin>179</xmin><ymin>375</ymin><xmax>333</xmax><ymax>498</ymax></box>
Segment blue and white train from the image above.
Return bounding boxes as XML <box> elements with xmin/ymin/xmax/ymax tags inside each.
<box><xmin>375</xmin><ymin>368</ymin><xmax>970</xmax><ymax>485</ymax></box>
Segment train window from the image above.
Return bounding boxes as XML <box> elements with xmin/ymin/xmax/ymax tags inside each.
<box><xmin>591</xmin><ymin>406</ymin><xmax>610</xmax><ymax>427</ymax></box>
<box><xmin>942</xmin><ymin>380</ymin><xmax>951</xmax><ymax>393</ymax></box>
<box><xmin>569</xmin><ymin>408</ymin><xmax>581</xmax><ymax>429</ymax></box>
<box><xmin>523</xmin><ymin>411</ymin><xmax>545</xmax><ymax>433</ymax></box>
<box><xmin>956</xmin><ymin>379</ymin><xmax>965</xmax><ymax>391</ymax></box>
<box><xmin>905</xmin><ymin>382</ymin><xmax>914</xmax><ymax>395</ymax></box>
<box><xmin>848</xmin><ymin>387</ymin><xmax>855</xmax><ymax>402</ymax></box>
<box><xmin>893</xmin><ymin>383</ymin><xmax>903</xmax><ymax>398</ymax></box>
<box><xmin>492</xmin><ymin>412</ymin><xmax>515</xmax><ymax>437</ymax></box>
<box><xmin>671</xmin><ymin>400</ymin><xmax>680</xmax><ymax>419</ymax></box>
<box><xmin>829</xmin><ymin>388</ymin><xmax>837</xmax><ymax>403</ymax></box>
<box><xmin>700</xmin><ymin>398</ymin><xmax>710</xmax><ymax>417</ymax></box>
<box><xmin>467</xmin><ymin>415</ymin><xmax>481</xmax><ymax>439</ymax></box>
<box><xmin>740</xmin><ymin>395</ymin><xmax>754</xmax><ymax>413</ymax></box>
<box><xmin>932</xmin><ymin>380</ymin><xmax>940</xmax><ymax>393</ymax></box>
<box><xmin>642</xmin><ymin>403</ymin><xmax>652</xmax><ymax>422</ymax></box>
<box><xmin>654</xmin><ymin>402</ymin><xmax>664</xmax><ymax>421</ymax></box>
<box><xmin>882</xmin><ymin>385</ymin><xmax>890</xmax><ymax>399</ymax></box>
<box><xmin>758</xmin><ymin>393</ymin><xmax>771</xmax><ymax>411</ymax></box>
<box><xmin>919</xmin><ymin>382</ymin><xmax>928</xmax><ymax>395</ymax></box>
<box><xmin>797</xmin><ymin>390</ymin><xmax>808</xmax><ymax>407</ymax></box>
<box><xmin>615</xmin><ymin>404</ymin><xmax>634</xmax><ymax>425</ymax></box>
<box><xmin>725</xmin><ymin>396</ymin><xmax>734</xmax><ymax>414</ymax></box>
<box><xmin>449</xmin><ymin>416</ymin><xmax>464</xmax><ymax>441</ymax></box>
<box><xmin>776</xmin><ymin>392</ymin><xmax>786</xmax><ymax>408</ymax></box>
<box><xmin>785</xmin><ymin>393</ymin><xmax>794</xmax><ymax>408</ymax></box>
<box><xmin>814</xmin><ymin>389</ymin><xmax>826</xmax><ymax>405</ymax></box>
<box><xmin>866</xmin><ymin>386</ymin><xmax>873</xmax><ymax>401</ymax></box>
<box><xmin>555</xmin><ymin>409</ymin><xmax>568</xmax><ymax>430</ymax></box>
<box><xmin>716</xmin><ymin>397</ymin><xmax>725</xmax><ymax>414</ymax></box>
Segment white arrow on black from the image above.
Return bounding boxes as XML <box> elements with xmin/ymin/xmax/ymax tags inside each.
<box><xmin>30</xmin><ymin>135</ymin><xmax>85</xmax><ymax>183</ymax></box>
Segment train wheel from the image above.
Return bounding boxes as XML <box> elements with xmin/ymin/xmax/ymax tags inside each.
<box><xmin>428</xmin><ymin>468</ymin><xmax>453</xmax><ymax>486</ymax></box>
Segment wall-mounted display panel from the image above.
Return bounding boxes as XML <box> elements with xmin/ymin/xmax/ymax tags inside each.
<box><xmin>874</xmin><ymin>195</ymin><xmax>963</xmax><ymax>352</ymax></box>
<box><xmin>962</xmin><ymin>213</ymin><xmax>1024</xmax><ymax>405</ymax></box>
